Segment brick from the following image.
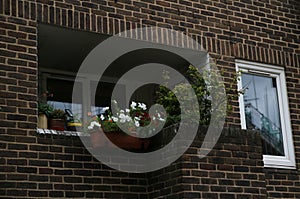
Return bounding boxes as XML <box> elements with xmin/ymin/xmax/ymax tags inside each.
<box><xmin>193</xmin><ymin>185</ymin><xmax>209</xmax><ymax>191</ymax></box>
<box><xmin>19</xmin><ymin>151</ymin><xmax>38</xmax><ymax>158</ymax></box>
<box><xmin>64</xmin><ymin>161</ymin><xmax>82</xmax><ymax>168</ymax></box>
<box><xmin>74</xmin><ymin>184</ymin><xmax>92</xmax><ymax>190</ymax></box>
<box><xmin>55</xmin><ymin>154</ymin><xmax>73</xmax><ymax>161</ymax></box>
<box><xmin>7</xmin><ymin>174</ymin><xmax>27</xmax><ymax>181</ymax></box>
<box><xmin>84</xmin><ymin>177</ymin><xmax>102</xmax><ymax>184</ymax></box>
<box><xmin>1</xmin><ymin>182</ymin><xmax>16</xmax><ymax>188</ymax></box>
<box><xmin>0</xmin><ymin>135</ymin><xmax>15</xmax><ymax>142</ymax></box>
<box><xmin>49</xmin><ymin>191</ymin><xmax>64</xmax><ymax>198</ymax></box>
<box><xmin>50</xmin><ymin>176</ymin><xmax>62</xmax><ymax>182</ymax></box>
<box><xmin>28</xmin><ymin>191</ymin><xmax>48</xmax><ymax>197</ymax></box>
<box><xmin>211</xmin><ymin>185</ymin><xmax>227</xmax><ymax>192</ymax></box>
<box><xmin>182</xmin><ymin>177</ymin><xmax>200</xmax><ymax>184</ymax></box>
<box><xmin>50</xmin><ymin>161</ymin><xmax>63</xmax><ymax>167</ymax></box>
<box><xmin>7</xmin><ymin>158</ymin><xmax>27</xmax><ymax>165</ymax></box>
<box><xmin>54</xmin><ymin>184</ymin><xmax>73</xmax><ymax>190</ymax></box>
<box><xmin>29</xmin><ymin>160</ymin><xmax>48</xmax><ymax>166</ymax></box>
<box><xmin>201</xmin><ymin>178</ymin><xmax>217</xmax><ymax>185</ymax></box>
<box><xmin>30</xmin><ymin>145</ymin><xmax>48</xmax><ymax>151</ymax></box>
<box><xmin>54</xmin><ymin>169</ymin><xmax>73</xmax><ymax>175</ymax></box>
<box><xmin>236</xmin><ymin>180</ymin><xmax>251</xmax><ymax>187</ymax></box>
<box><xmin>234</xmin><ymin>166</ymin><xmax>250</xmax><ymax>172</ymax></box>
<box><xmin>7</xmin><ymin>189</ymin><xmax>27</xmax><ymax>196</ymax></box>
<box><xmin>0</xmin><ymin>157</ymin><xmax>6</xmax><ymax>164</ymax></box>
<box><xmin>200</xmin><ymin>163</ymin><xmax>216</xmax><ymax>170</ymax></box>
<box><xmin>66</xmin><ymin>191</ymin><xmax>84</xmax><ymax>197</ymax></box>
<box><xmin>16</xmin><ymin>182</ymin><xmax>37</xmax><ymax>189</ymax></box>
<box><xmin>38</xmin><ymin>183</ymin><xmax>53</xmax><ymax>189</ymax></box>
<box><xmin>0</xmin><ymin>150</ymin><xmax>17</xmax><ymax>157</ymax></box>
<box><xmin>8</xmin><ymin>143</ymin><xmax>28</xmax><ymax>150</ymax></box>
<box><xmin>74</xmin><ymin>169</ymin><xmax>92</xmax><ymax>176</ymax></box>
<box><xmin>17</xmin><ymin>166</ymin><xmax>37</xmax><ymax>173</ymax></box>
<box><xmin>29</xmin><ymin>175</ymin><xmax>48</xmax><ymax>182</ymax></box>
<box><xmin>50</xmin><ymin>146</ymin><xmax>62</xmax><ymax>152</ymax></box>
<box><xmin>39</xmin><ymin>168</ymin><xmax>53</xmax><ymax>174</ymax></box>
<box><xmin>64</xmin><ymin>177</ymin><xmax>83</xmax><ymax>183</ymax></box>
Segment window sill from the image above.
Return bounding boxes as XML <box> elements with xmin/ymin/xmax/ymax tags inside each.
<box><xmin>263</xmin><ymin>155</ymin><xmax>296</xmax><ymax>170</ymax></box>
<box><xmin>37</xmin><ymin>128</ymin><xmax>86</xmax><ymax>137</ymax></box>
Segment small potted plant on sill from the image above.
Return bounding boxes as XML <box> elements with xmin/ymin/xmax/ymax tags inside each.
<box><xmin>65</xmin><ymin>109</ymin><xmax>82</xmax><ymax>131</ymax></box>
<box><xmin>83</xmin><ymin>115</ymin><xmax>106</xmax><ymax>148</ymax></box>
<box><xmin>38</xmin><ymin>90</ymin><xmax>54</xmax><ymax>129</ymax></box>
<box><xmin>37</xmin><ymin>102</ymin><xmax>53</xmax><ymax>129</ymax></box>
<box><xmin>48</xmin><ymin>109</ymin><xmax>66</xmax><ymax>131</ymax></box>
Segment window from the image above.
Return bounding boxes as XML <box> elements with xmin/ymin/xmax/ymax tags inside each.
<box><xmin>236</xmin><ymin>60</ymin><xmax>295</xmax><ymax>169</ymax></box>
<box><xmin>39</xmin><ymin>70</ymin><xmax>118</xmax><ymax>120</ymax></box>
<box><xmin>37</xmin><ymin>23</ymin><xmax>192</xmax><ymax>133</ymax></box>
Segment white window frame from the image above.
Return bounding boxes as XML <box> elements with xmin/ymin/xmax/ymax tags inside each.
<box><xmin>236</xmin><ymin>60</ymin><xmax>295</xmax><ymax>169</ymax></box>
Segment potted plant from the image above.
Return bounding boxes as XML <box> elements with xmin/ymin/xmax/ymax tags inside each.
<box><xmin>38</xmin><ymin>90</ymin><xmax>55</xmax><ymax>129</ymax></box>
<box><xmin>97</xmin><ymin>100</ymin><xmax>165</xmax><ymax>150</ymax></box>
<box><xmin>48</xmin><ymin>109</ymin><xmax>66</xmax><ymax>131</ymax></box>
<box><xmin>37</xmin><ymin>102</ymin><xmax>53</xmax><ymax>129</ymax></box>
<box><xmin>83</xmin><ymin>115</ymin><xmax>106</xmax><ymax>148</ymax></box>
<box><xmin>65</xmin><ymin>109</ymin><xmax>82</xmax><ymax>131</ymax></box>
<box><xmin>156</xmin><ymin>65</ymin><xmax>212</xmax><ymax>128</ymax></box>
<box><xmin>155</xmin><ymin>64</ymin><xmax>241</xmax><ymax>148</ymax></box>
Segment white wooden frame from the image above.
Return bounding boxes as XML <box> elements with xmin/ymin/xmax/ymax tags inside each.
<box><xmin>236</xmin><ymin>60</ymin><xmax>295</xmax><ymax>169</ymax></box>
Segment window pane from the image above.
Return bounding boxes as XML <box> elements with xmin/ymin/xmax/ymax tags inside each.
<box><xmin>47</xmin><ymin>78</ymin><xmax>83</xmax><ymax>117</ymax></box>
<box><xmin>90</xmin><ymin>81</ymin><xmax>126</xmax><ymax>116</ymax></box>
<box><xmin>242</xmin><ymin>73</ymin><xmax>284</xmax><ymax>156</ymax></box>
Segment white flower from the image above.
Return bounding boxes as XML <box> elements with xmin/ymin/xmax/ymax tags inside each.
<box><xmin>138</xmin><ymin>102</ymin><xmax>147</xmax><ymax>110</ymax></box>
<box><xmin>125</xmin><ymin>115</ymin><xmax>132</xmax><ymax>122</ymax></box>
<box><xmin>130</xmin><ymin>101</ymin><xmax>137</xmax><ymax>109</ymax></box>
<box><xmin>100</xmin><ymin>114</ymin><xmax>105</xmax><ymax>121</ymax></box>
<box><xmin>134</xmin><ymin>120</ymin><xmax>140</xmax><ymax>127</ymax></box>
<box><xmin>119</xmin><ymin>113</ymin><xmax>126</xmax><ymax>123</ymax></box>
<box><xmin>134</xmin><ymin>117</ymin><xmax>140</xmax><ymax>121</ymax></box>
<box><xmin>125</xmin><ymin>109</ymin><xmax>130</xmax><ymax>113</ymax></box>
<box><xmin>103</xmin><ymin>107</ymin><xmax>109</xmax><ymax>111</ymax></box>
<box><xmin>92</xmin><ymin>121</ymin><xmax>101</xmax><ymax>127</ymax></box>
<box><xmin>159</xmin><ymin>117</ymin><xmax>165</xmax><ymax>121</ymax></box>
<box><xmin>88</xmin><ymin>121</ymin><xmax>101</xmax><ymax>130</ymax></box>
<box><xmin>111</xmin><ymin>116</ymin><xmax>118</xmax><ymax>122</ymax></box>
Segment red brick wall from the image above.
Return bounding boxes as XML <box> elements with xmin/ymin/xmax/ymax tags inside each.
<box><xmin>0</xmin><ymin>128</ymin><xmax>266</xmax><ymax>198</ymax></box>
<box><xmin>148</xmin><ymin>129</ymin><xmax>267</xmax><ymax>199</ymax></box>
<box><xmin>1</xmin><ymin>133</ymin><xmax>149</xmax><ymax>198</ymax></box>
<box><xmin>0</xmin><ymin>0</ymin><xmax>299</xmax><ymax>198</ymax></box>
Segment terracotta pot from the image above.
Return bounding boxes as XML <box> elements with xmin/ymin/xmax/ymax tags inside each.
<box><xmin>48</xmin><ymin>119</ymin><xmax>65</xmax><ymax>131</ymax></box>
<box><xmin>90</xmin><ymin>130</ymin><xmax>150</xmax><ymax>150</ymax></box>
<box><xmin>105</xmin><ymin>132</ymin><xmax>150</xmax><ymax>150</ymax></box>
<box><xmin>90</xmin><ymin>130</ymin><xmax>106</xmax><ymax>148</ymax></box>
<box><xmin>38</xmin><ymin>114</ymin><xmax>48</xmax><ymax>129</ymax></box>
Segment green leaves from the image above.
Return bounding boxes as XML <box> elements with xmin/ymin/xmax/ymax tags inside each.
<box><xmin>38</xmin><ymin>102</ymin><xmax>54</xmax><ymax>117</ymax></box>
<box><xmin>156</xmin><ymin>65</ymin><xmax>211</xmax><ymax>126</ymax></box>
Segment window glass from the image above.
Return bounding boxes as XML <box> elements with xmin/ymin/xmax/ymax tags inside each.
<box><xmin>47</xmin><ymin>78</ymin><xmax>83</xmax><ymax>117</ymax></box>
<box><xmin>237</xmin><ymin>60</ymin><xmax>295</xmax><ymax>169</ymax></box>
<box><xmin>90</xmin><ymin>80</ymin><xmax>126</xmax><ymax>115</ymax></box>
<box><xmin>242</xmin><ymin>73</ymin><xmax>284</xmax><ymax>156</ymax></box>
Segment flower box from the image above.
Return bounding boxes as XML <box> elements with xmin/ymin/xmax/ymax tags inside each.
<box><xmin>105</xmin><ymin>131</ymin><xmax>150</xmax><ymax>150</ymax></box>
<box><xmin>89</xmin><ymin>129</ymin><xmax>150</xmax><ymax>150</ymax></box>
